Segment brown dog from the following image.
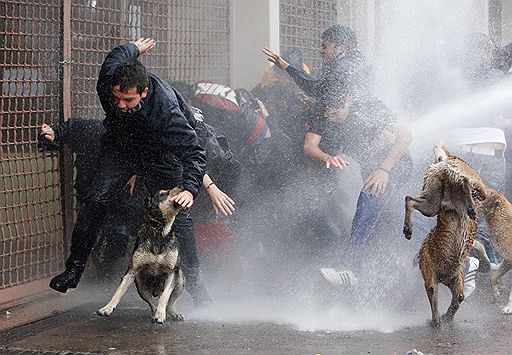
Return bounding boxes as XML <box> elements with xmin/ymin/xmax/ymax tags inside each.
<box><xmin>482</xmin><ymin>188</ymin><xmax>512</xmax><ymax>314</ymax></box>
<box><xmin>97</xmin><ymin>187</ymin><xmax>185</xmax><ymax>324</ymax></box>
<box><xmin>403</xmin><ymin>142</ymin><xmax>486</xmax><ymax>326</ymax></box>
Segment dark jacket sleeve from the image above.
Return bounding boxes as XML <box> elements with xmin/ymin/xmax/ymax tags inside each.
<box><xmin>285</xmin><ymin>64</ymin><xmax>321</xmax><ymax>97</ymax></box>
<box><xmin>96</xmin><ymin>42</ymin><xmax>139</xmax><ymax>116</ymax></box>
<box><xmin>52</xmin><ymin>118</ymin><xmax>105</xmax><ymax>154</ymax></box>
<box><xmin>159</xmin><ymin>104</ymin><xmax>206</xmax><ymax>197</ymax></box>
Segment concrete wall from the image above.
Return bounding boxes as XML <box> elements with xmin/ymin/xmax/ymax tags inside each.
<box><xmin>230</xmin><ymin>0</ymin><xmax>279</xmax><ymax>90</ymax></box>
<box><xmin>501</xmin><ymin>0</ymin><xmax>512</xmax><ymax>44</ymax></box>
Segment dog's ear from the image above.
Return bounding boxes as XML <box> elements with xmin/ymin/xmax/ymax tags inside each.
<box><xmin>433</xmin><ymin>141</ymin><xmax>450</xmax><ymax>162</ymax></box>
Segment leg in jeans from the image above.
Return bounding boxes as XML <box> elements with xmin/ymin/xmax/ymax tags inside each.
<box><xmin>347</xmin><ymin>183</ymin><xmax>396</xmax><ymax>269</ymax></box>
<box><xmin>50</xmin><ymin>152</ymin><xmax>134</xmax><ymax>293</ymax></box>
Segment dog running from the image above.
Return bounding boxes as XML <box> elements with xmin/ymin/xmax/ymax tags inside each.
<box><xmin>97</xmin><ymin>187</ymin><xmax>185</xmax><ymax>324</ymax></box>
<box><xmin>403</xmin><ymin>142</ymin><xmax>487</xmax><ymax>326</ymax></box>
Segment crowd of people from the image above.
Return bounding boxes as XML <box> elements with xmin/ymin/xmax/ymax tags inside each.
<box><xmin>38</xmin><ymin>25</ymin><xmax>512</xmax><ymax>306</ymax></box>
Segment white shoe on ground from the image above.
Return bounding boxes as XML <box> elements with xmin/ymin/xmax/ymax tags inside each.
<box><xmin>319</xmin><ymin>268</ymin><xmax>358</xmax><ymax>287</ymax></box>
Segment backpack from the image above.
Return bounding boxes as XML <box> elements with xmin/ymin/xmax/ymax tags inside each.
<box><xmin>191</xmin><ymin>107</ymin><xmax>241</xmax><ymax>195</ymax></box>
<box><xmin>191</xmin><ymin>82</ymin><xmax>271</xmax><ymax>161</ymax></box>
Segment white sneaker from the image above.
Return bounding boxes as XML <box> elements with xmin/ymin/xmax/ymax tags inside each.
<box><xmin>464</xmin><ymin>256</ymin><xmax>479</xmax><ymax>298</ymax></box>
<box><xmin>319</xmin><ymin>268</ymin><xmax>358</xmax><ymax>287</ymax></box>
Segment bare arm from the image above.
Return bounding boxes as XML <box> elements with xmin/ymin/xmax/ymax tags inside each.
<box><xmin>202</xmin><ymin>174</ymin><xmax>235</xmax><ymax>216</ymax></box>
<box><xmin>379</xmin><ymin>120</ymin><xmax>412</xmax><ymax>172</ymax></box>
<box><xmin>304</xmin><ymin>132</ymin><xmax>349</xmax><ymax>169</ymax></box>
<box><xmin>363</xmin><ymin>120</ymin><xmax>412</xmax><ymax>196</ymax></box>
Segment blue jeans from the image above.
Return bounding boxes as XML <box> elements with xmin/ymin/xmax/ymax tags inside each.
<box><xmin>347</xmin><ymin>182</ymin><xmax>397</xmax><ymax>258</ymax></box>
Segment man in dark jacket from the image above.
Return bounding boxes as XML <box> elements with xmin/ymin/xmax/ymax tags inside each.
<box><xmin>263</xmin><ymin>25</ymin><xmax>365</xmax><ymax>114</ymax></box>
<box><xmin>45</xmin><ymin>38</ymin><xmax>206</xmax><ymax>296</ymax></box>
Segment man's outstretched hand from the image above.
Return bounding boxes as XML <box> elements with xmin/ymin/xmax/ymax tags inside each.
<box><xmin>134</xmin><ymin>38</ymin><xmax>156</xmax><ymax>55</ymax></box>
<box><xmin>171</xmin><ymin>190</ymin><xmax>194</xmax><ymax>208</ymax></box>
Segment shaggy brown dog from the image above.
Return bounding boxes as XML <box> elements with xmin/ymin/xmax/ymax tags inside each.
<box><xmin>97</xmin><ymin>187</ymin><xmax>185</xmax><ymax>324</ymax></box>
<box><xmin>403</xmin><ymin>142</ymin><xmax>486</xmax><ymax>326</ymax></box>
<box><xmin>483</xmin><ymin>188</ymin><xmax>512</xmax><ymax>314</ymax></box>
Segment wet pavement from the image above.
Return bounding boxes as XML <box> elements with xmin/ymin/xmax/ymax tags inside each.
<box><xmin>2</xmin><ymin>281</ymin><xmax>512</xmax><ymax>355</ymax></box>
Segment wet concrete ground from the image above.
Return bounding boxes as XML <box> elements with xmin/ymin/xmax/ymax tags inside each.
<box><xmin>2</xmin><ymin>281</ymin><xmax>512</xmax><ymax>355</ymax></box>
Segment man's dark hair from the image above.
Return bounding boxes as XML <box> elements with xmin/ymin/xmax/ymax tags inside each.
<box><xmin>111</xmin><ymin>59</ymin><xmax>149</xmax><ymax>94</ymax></box>
<box><xmin>321</xmin><ymin>25</ymin><xmax>357</xmax><ymax>49</ymax></box>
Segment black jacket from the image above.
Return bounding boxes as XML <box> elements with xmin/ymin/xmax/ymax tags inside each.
<box><xmin>96</xmin><ymin>42</ymin><xmax>206</xmax><ymax>197</ymax></box>
<box><xmin>50</xmin><ymin>118</ymin><xmax>105</xmax><ymax>200</ymax></box>
<box><xmin>286</xmin><ymin>50</ymin><xmax>365</xmax><ymax>111</ymax></box>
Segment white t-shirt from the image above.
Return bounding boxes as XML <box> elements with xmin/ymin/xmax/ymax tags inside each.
<box><xmin>442</xmin><ymin>127</ymin><xmax>507</xmax><ymax>150</ymax></box>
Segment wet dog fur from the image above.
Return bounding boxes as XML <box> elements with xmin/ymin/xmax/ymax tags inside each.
<box><xmin>97</xmin><ymin>187</ymin><xmax>185</xmax><ymax>323</ymax></box>
<box><xmin>482</xmin><ymin>188</ymin><xmax>512</xmax><ymax>314</ymax></box>
<box><xmin>403</xmin><ymin>142</ymin><xmax>486</xmax><ymax>326</ymax></box>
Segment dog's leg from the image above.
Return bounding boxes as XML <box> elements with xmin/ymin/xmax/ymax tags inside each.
<box><xmin>167</xmin><ymin>269</ymin><xmax>185</xmax><ymax>321</ymax></box>
<box><xmin>97</xmin><ymin>270</ymin><xmax>136</xmax><ymax>316</ymax></box>
<box><xmin>501</xmin><ymin>263</ymin><xmax>512</xmax><ymax>315</ymax></box>
<box><xmin>420</xmin><ymin>254</ymin><xmax>440</xmax><ymax>327</ymax></box>
<box><xmin>404</xmin><ymin>193</ymin><xmax>442</xmax><ymax>239</ymax></box>
<box><xmin>153</xmin><ymin>272</ymin><xmax>177</xmax><ymax>324</ymax></box>
<box><xmin>491</xmin><ymin>260</ymin><xmax>512</xmax><ymax>305</ymax></box>
<box><xmin>442</xmin><ymin>271</ymin><xmax>465</xmax><ymax>324</ymax></box>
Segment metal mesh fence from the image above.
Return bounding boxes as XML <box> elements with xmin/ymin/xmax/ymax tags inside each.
<box><xmin>280</xmin><ymin>0</ymin><xmax>338</xmax><ymax>72</ymax></box>
<box><xmin>70</xmin><ymin>0</ymin><xmax>230</xmax><ymax>119</ymax></box>
<box><xmin>1</xmin><ymin>1</ymin><xmax>65</xmax><ymax>292</ymax></box>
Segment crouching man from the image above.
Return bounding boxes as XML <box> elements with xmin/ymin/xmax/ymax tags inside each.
<box><xmin>44</xmin><ymin>38</ymin><xmax>207</xmax><ymax>303</ymax></box>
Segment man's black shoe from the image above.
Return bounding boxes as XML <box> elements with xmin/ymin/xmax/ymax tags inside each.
<box><xmin>49</xmin><ymin>267</ymin><xmax>83</xmax><ymax>293</ymax></box>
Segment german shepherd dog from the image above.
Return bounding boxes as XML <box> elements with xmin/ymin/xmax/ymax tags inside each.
<box><xmin>97</xmin><ymin>187</ymin><xmax>185</xmax><ymax>324</ymax></box>
<box><xmin>403</xmin><ymin>142</ymin><xmax>486</xmax><ymax>326</ymax></box>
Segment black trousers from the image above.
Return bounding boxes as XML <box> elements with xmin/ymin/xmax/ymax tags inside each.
<box><xmin>66</xmin><ymin>150</ymin><xmax>201</xmax><ymax>284</ymax></box>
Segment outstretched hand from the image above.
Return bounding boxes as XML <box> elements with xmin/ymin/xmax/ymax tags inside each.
<box><xmin>133</xmin><ymin>38</ymin><xmax>156</xmax><ymax>55</ymax></box>
<box><xmin>170</xmin><ymin>190</ymin><xmax>194</xmax><ymax>208</ymax></box>
<box><xmin>207</xmin><ymin>184</ymin><xmax>235</xmax><ymax>216</ymax></box>
<box><xmin>363</xmin><ymin>169</ymin><xmax>389</xmax><ymax>197</ymax></box>
<box><xmin>262</xmin><ymin>47</ymin><xmax>289</xmax><ymax>70</ymax></box>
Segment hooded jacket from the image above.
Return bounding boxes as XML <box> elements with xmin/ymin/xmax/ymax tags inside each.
<box><xmin>96</xmin><ymin>42</ymin><xmax>206</xmax><ymax>197</ymax></box>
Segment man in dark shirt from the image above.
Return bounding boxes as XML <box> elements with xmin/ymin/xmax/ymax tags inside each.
<box><xmin>44</xmin><ymin>38</ymin><xmax>206</xmax><ymax>295</ymax></box>
<box><xmin>263</xmin><ymin>25</ymin><xmax>365</xmax><ymax>114</ymax></box>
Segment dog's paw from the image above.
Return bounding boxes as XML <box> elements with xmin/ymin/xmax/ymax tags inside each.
<box><xmin>153</xmin><ymin>309</ymin><xmax>166</xmax><ymax>324</ymax></box>
<box><xmin>169</xmin><ymin>313</ymin><xmax>184</xmax><ymax>322</ymax></box>
<box><xmin>467</xmin><ymin>206</ymin><xmax>477</xmax><ymax>220</ymax></box>
<box><xmin>403</xmin><ymin>226</ymin><xmax>412</xmax><ymax>240</ymax></box>
<box><xmin>500</xmin><ymin>305</ymin><xmax>512</xmax><ymax>315</ymax></box>
<box><xmin>427</xmin><ymin>318</ymin><xmax>440</xmax><ymax>327</ymax></box>
<box><xmin>97</xmin><ymin>305</ymin><xmax>115</xmax><ymax>316</ymax></box>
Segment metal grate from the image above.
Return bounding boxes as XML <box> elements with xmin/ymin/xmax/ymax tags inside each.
<box><xmin>280</xmin><ymin>0</ymin><xmax>338</xmax><ymax>72</ymax></box>
<box><xmin>70</xmin><ymin>0</ymin><xmax>230</xmax><ymax>119</ymax></box>
<box><xmin>0</xmin><ymin>1</ymin><xmax>65</xmax><ymax>293</ymax></box>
